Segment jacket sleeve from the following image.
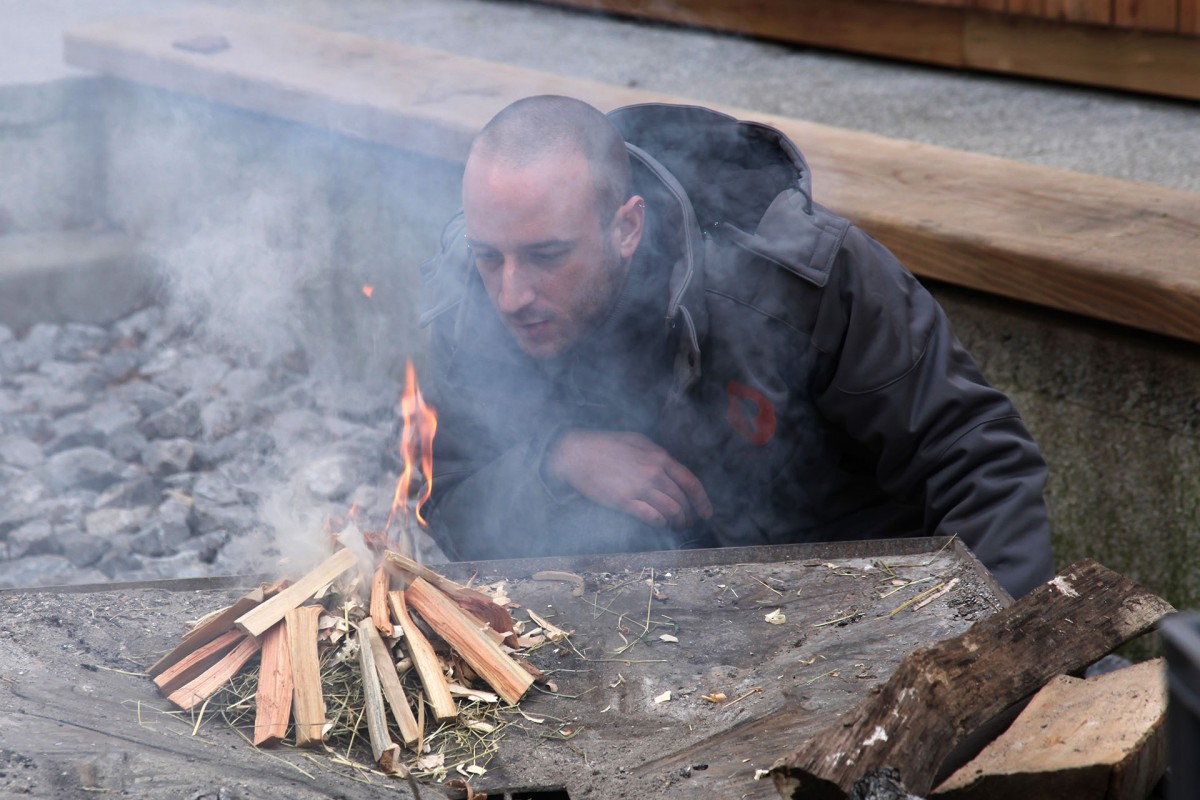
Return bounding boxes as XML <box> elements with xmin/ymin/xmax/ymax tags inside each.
<box><xmin>810</xmin><ymin>226</ymin><xmax>1054</xmax><ymax>597</ymax></box>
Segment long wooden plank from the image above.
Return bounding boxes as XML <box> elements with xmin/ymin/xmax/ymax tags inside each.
<box><xmin>62</xmin><ymin>7</ymin><xmax>1200</xmax><ymax>344</ymax></box>
<box><xmin>253</xmin><ymin>621</ymin><xmax>293</xmax><ymax>747</ymax></box>
<box><xmin>285</xmin><ymin>606</ymin><xmax>327</xmax><ymax>747</ymax></box>
<box><xmin>167</xmin><ymin>635</ymin><xmax>261</xmax><ymax>712</ymax></box>
<box><xmin>1184</xmin><ymin>0</ymin><xmax>1200</xmax><ymax>32</ymax></box>
<box><xmin>1113</xmin><ymin>0</ymin><xmax>1179</xmax><ymax>31</ymax></box>
<box><xmin>149</xmin><ymin>587</ymin><xmax>263</xmax><ymax>676</ymax></box>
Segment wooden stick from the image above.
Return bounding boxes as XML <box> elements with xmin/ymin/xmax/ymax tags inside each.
<box><xmin>253</xmin><ymin>620</ymin><xmax>293</xmax><ymax>747</ymax></box>
<box><xmin>235</xmin><ymin>549</ymin><xmax>358</xmax><ymax>640</ymax></box>
<box><xmin>153</xmin><ymin>629</ymin><xmax>242</xmax><ymax>695</ymax></box>
<box><xmin>371</xmin><ymin>566</ymin><xmax>394</xmax><ymax>637</ymax></box>
<box><xmin>405</xmin><ymin>578</ymin><xmax>533</xmax><ymax>706</ymax></box>
<box><xmin>388</xmin><ymin>589</ymin><xmax>457</xmax><ymax>722</ymax></box>
<box><xmin>385</xmin><ymin>552</ymin><xmax>518</xmax><ymax>647</ymax></box>
<box><xmin>167</xmin><ymin>634</ymin><xmax>261</xmax><ymax>711</ymax></box>
<box><xmin>360</xmin><ymin>622</ymin><xmax>420</xmax><ymax>748</ymax></box>
<box><xmin>355</xmin><ymin>623</ymin><xmax>402</xmax><ymax>773</ymax></box>
<box><xmin>286</xmin><ymin>605</ymin><xmax>326</xmax><ymax>747</ymax></box>
<box><xmin>770</xmin><ymin>560</ymin><xmax>1176</xmax><ymax>799</ymax></box>
<box><xmin>150</xmin><ymin>588</ymin><xmax>264</xmax><ymax>676</ymax></box>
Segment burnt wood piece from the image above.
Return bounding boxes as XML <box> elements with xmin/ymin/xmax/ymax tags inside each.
<box><xmin>770</xmin><ymin>560</ymin><xmax>1175</xmax><ymax>800</ymax></box>
<box><xmin>930</xmin><ymin>658</ymin><xmax>1167</xmax><ymax>800</ymax></box>
<box><xmin>286</xmin><ymin>605</ymin><xmax>327</xmax><ymax>747</ymax></box>
<box><xmin>252</xmin><ymin>620</ymin><xmax>293</xmax><ymax>747</ymax></box>
<box><xmin>405</xmin><ymin>577</ymin><xmax>533</xmax><ymax>706</ymax></box>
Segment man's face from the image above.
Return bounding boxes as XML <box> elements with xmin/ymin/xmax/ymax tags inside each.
<box><xmin>462</xmin><ymin>150</ymin><xmax>641</xmax><ymax>359</ymax></box>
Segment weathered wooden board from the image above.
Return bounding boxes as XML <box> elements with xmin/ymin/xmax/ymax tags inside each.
<box><xmin>537</xmin><ymin>0</ymin><xmax>1200</xmax><ymax>97</ymax></box>
<box><xmin>0</xmin><ymin>539</ymin><xmax>1005</xmax><ymax>799</ymax></box>
<box><xmin>63</xmin><ymin>6</ymin><xmax>1200</xmax><ymax>346</ymax></box>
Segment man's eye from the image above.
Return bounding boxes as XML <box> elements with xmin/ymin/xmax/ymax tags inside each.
<box><xmin>472</xmin><ymin>251</ymin><xmax>502</xmax><ymax>270</ymax></box>
<box><xmin>530</xmin><ymin>250</ymin><xmax>568</xmax><ymax>266</ymax></box>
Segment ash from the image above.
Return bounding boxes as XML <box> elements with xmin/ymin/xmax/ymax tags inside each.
<box><xmin>0</xmin><ymin>305</ymin><xmax>408</xmax><ymax>589</ymax></box>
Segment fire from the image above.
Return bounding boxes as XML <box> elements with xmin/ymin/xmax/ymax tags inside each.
<box><xmin>361</xmin><ymin>283</ymin><xmax>375</xmax><ymax>298</ymax></box>
<box><xmin>386</xmin><ymin>360</ymin><xmax>437</xmax><ymax>554</ymax></box>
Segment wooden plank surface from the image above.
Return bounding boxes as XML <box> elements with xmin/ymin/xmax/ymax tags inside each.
<box><xmin>63</xmin><ymin>6</ymin><xmax>1200</xmax><ymax>344</ymax></box>
<box><xmin>1113</xmin><ymin>0</ymin><xmax>1179</xmax><ymax>31</ymax></box>
<box><xmin>1184</xmin><ymin>0</ymin><xmax>1200</xmax><ymax>31</ymax></box>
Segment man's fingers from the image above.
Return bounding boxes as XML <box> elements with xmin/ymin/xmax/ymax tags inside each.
<box><xmin>629</xmin><ymin>499</ymin><xmax>668</xmax><ymax>528</ymax></box>
<box><xmin>663</xmin><ymin>459</ymin><xmax>713</xmax><ymax>519</ymax></box>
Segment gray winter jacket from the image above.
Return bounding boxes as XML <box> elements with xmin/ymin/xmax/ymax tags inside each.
<box><xmin>418</xmin><ymin>103</ymin><xmax>1054</xmax><ymax>598</ymax></box>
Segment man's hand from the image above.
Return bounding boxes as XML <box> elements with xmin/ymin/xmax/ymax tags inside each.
<box><xmin>546</xmin><ymin>430</ymin><xmax>713</xmax><ymax>529</ymax></box>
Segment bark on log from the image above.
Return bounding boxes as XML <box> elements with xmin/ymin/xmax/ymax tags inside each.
<box><xmin>406</xmin><ymin>577</ymin><xmax>533</xmax><ymax>706</ymax></box>
<box><xmin>253</xmin><ymin>620</ymin><xmax>293</xmax><ymax>747</ymax></box>
<box><xmin>286</xmin><ymin>605</ymin><xmax>327</xmax><ymax>747</ymax></box>
<box><xmin>931</xmin><ymin>658</ymin><xmax>1167</xmax><ymax>800</ymax></box>
<box><xmin>770</xmin><ymin>560</ymin><xmax>1175</xmax><ymax>800</ymax></box>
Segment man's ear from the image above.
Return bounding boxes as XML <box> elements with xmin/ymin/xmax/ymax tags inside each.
<box><xmin>611</xmin><ymin>194</ymin><xmax>645</xmax><ymax>261</ymax></box>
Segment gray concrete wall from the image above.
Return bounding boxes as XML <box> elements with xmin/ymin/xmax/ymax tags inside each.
<box><xmin>3</xmin><ymin>72</ymin><xmax>1197</xmax><ymax>616</ymax></box>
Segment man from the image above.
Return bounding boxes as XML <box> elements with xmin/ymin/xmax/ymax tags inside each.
<box><xmin>418</xmin><ymin>95</ymin><xmax>1054</xmax><ymax>598</ymax></box>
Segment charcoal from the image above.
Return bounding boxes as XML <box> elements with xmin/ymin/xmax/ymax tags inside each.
<box><xmin>95</xmin><ymin>476</ymin><xmax>161</xmax><ymax>510</ymax></box>
<box><xmin>84</xmin><ymin>506</ymin><xmax>152</xmax><ymax>538</ymax></box>
<box><xmin>59</xmin><ymin>531</ymin><xmax>111</xmax><ymax>568</ymax></box>
<box><xmin>4</xmin><ymin>521</ymin><xmax>58</xmax><ymax>560</ymax></box>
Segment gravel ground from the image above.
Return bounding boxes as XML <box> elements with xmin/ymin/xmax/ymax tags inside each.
<box><xmin>0</xmin><ymin>303</ymin><xmax>413</xmax><ymax>589</ymax></box>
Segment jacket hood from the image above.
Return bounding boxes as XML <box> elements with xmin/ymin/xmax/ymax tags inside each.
<box><xmin>609</xmin><ymin>103</ymin><xmax>846</xmax><ymax>289</ymax></box>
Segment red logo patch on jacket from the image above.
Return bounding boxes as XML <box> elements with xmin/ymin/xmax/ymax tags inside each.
<box><xmin>726</xmin><ymin>380</ymin><xmax>776</xmax><ymax>446</ymax></box>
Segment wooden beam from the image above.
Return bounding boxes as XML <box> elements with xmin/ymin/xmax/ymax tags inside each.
<box><xmin>770</xmin><ymin>561</ymin><xmax>1175</xmax><ymax>799</ymax></box>
<box><xmin>253</xmin><ymin>620</ymin><xmax>293</xmax><ymax>748</ymax></box>
<box><xmin>235</xmin><ymin>549</ymin><xmax>358</xmax><ymax>640</ymax></box>
<box><xmin>370</xmin><ymin>566</ymin><xmax>394</xmax><ymax>638</ymax></box>
<box><xmin>61</xmin><ymin>7</ymin><xmax>1200</xmax><ymax>344</ymax></box>
<box><xmin>285</xmin><ymin>605</ymin><xmax>327</xmax><ymax>747</ymax></box>
<box><xmin>931</xmin><ymin>658</ymin><xmax>1168</xmax><ymax>799</ymax></box>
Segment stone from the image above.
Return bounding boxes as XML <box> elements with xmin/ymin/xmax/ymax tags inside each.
<box><xmin>55</xmin><ymin>323</ymin><xmax>110</xmax><ymax>360</ymax></box>
<box><xmin>200</xmin><ymin>396</ymin><xmax>251</xmax><ymax>441</ymax></box>
<box><xmin>0</xmin><ymin>323</ymin><xmax>12</xmax><ymax>345</ymax></box>
<box><xmin>113</xmin><ymin>305</ymin><xmax>163</xmax><ymax>340</ymax></box>
<box><xmin>3</xmin><ymin>520</ymin><xmax>57</xmax><ymax>560</ymax></box>
<box><xmin>0</xmin><ymin>434</ymin><xmax>44</xmax><ymax>469</ymax></box>
<box><xmin>144</xmin><ymin>438</ymin><xmax>196</xmax><ymax>476</ymax></box>
<box><xmin>1</xmin><ymin>323</ymin><xmax>60</xmax><ymax>373</ymax></box>
<box><xmin>39</xmin><ymin>447</ymin><xmax>126</xmax><ymax>493</ymax></box>
<box><xmin>218</xmin><ymin>366</ymin><xmax>272</xmax><ymax>398</ymax></box>
<box><xmin>97</xmin><ymin>349</ymin><xmax>146</xmax><ymax>384</ymax></box>
<box><xmin>192</xmin><ymin>471</ymin><xmax>241</xmax><ymax>506</ymax></box>
<box><xmin>15</xmin><ymin>373</ymin><xmax>88</xmax><ymax>417</ymax></box>
<box><xmin>37</xmin><ymin>359</ymin><xmax>106</xmax><ymax>394</ymax></box>
<box><xmin>191</xmin><ymin>503</ymin><xmax>255</xmax><ymax>537</ymax></box>
<box><xmin>107</xmin><ymin>427</ymin><xmax>149</xmax><ymax>463</ymax></box>
<box><xmin>130</xmin><ymin>515</ymin><xmax>191</xmax><ymax>558</ymax></box>
<box><xmin>94</xmin><ymin>476</ymin><xmax>161</xmax><ymax>510</ymax></box>
<box><xmin>84</xmin><ymin>506</ymin><xmax>151</xmax><ymax>538</ymax></box>
<box><xmin>79</xmin><ymin>399</ymin><xmax>142</xmax><ymax>437</ymax></box>
<box><xmin>138</xmin><ymin>397</ymin><xmax>202</xmax><ymax>440</ymax></box>
<box><xmin>315</xmin><ymin>377</ymin><xmax>401</xmax><ymax>424</ymax></box>
<box><xmin>0</xmin><ymin>554</ymin><xmax>106</xmax><ymax>589</ymax></box>
<box><xmin>45</xmin><ymin>414</ymin><xmax>107</xmax><ymax>455</ymax></box>
<box><xmin>183</xmin><ymin>530</ymin><xmax>231</xmax><ymax>564</ymax></box>
<box><xmin>109</xmin><ymin>380</ymin><xmax>175</xmax><ymax>416</ymax></box>
<box><xmin>59</xmin><ymin>531</ymin><xmax>110</xmax><ymax>568</ymax></box>
<box><xmin>194</xmin><ymin>429</ymin><xmax>274</xmax><ymax>469</ymax></box>
<box><xmin>150</xmin><ymin>353</ymin><xmax>233</xmax><ymax>397</ymax></box>
<box><xmin>269</xmin><ymin>408</ymin><xmax>327</xmax><ymax>444</ymax></box>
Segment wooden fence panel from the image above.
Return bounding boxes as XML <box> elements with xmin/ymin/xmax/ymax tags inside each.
<box><xmin>1114</xmin><ymin>0</ymin><xmax>1179</xmax><ymax>30</ymax></box>
<box><xmin>1181</xmin><ymin>0</ymin><xmax>1200</xmax><ymax>31</ymax></box>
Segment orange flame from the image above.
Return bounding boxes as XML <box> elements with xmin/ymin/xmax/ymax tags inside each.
<box><xmin>361</xmin><ymin>284</ymin><xmax>375</xmax><ymax>298</ymax></box>
<box><xmin>385</xmin><ymin>360</ymin><xmax>437</xmax><ymax>550</ymax></box>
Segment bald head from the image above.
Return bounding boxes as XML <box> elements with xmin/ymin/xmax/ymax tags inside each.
<box><xmin>468</xmin><ymin>95</ymin><xmax>632</xmax><ymax>225</ymax></box>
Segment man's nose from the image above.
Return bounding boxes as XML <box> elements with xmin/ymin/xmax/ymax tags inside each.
<box><xmin>495</xmin><ymin>260</ymin><xmax>536</xmax><ymax>315</ymax></box>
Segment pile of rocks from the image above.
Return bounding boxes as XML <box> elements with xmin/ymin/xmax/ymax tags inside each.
<box><xmin>0</xmin><ymin>305</ymin><xmax>405</xmax><ymax>589</ymax></box>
